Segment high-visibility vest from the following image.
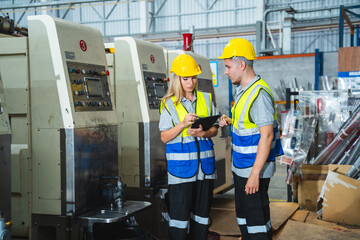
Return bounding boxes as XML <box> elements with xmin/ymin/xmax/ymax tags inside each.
<box><xmin>231</xmin><ymin>79</ymin><xmax>283</xmax><ymax>168</ymax></box>
<box><xmin>161</xmin><ymin>91</ymin><xmax>215</xmax><ymax>178</ymax></box>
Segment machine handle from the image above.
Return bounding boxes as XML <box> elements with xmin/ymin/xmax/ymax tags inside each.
<box><xmin>6</xmin><ymin>220</ymin><xmax>13</xmax><ymax>227</ymax></box>
<box><xmin>101</xmin><ymin>176</ymin><xmax>120</xmax><ymax>180</ymax></box>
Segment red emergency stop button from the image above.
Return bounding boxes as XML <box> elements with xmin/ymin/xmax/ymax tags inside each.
<box><xmin>105</xmin><ymin>70</ymin><xmax>110</xmax><ymax>76</ymax></box>
<box><xmin>166</xmin><ymin>78</ymin><xmax>170</xmax><ymax>82</ymax></box>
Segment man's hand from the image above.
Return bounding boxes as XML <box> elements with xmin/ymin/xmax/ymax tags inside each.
<box><xmin>245</xmin><ymin>173</ymin><xmax>259</xmax><ymax>195</ymax></box>
<box><xmin>219</xmin><ymin>114</ymin><xmax>232</xmax><ymax>127</ymax></box>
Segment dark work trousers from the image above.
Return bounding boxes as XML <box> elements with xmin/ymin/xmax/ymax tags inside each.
<box><xmin>168</xmin><ymin>179</ymin><xmax>214</xmax><ymax>240</ymax></box>
<box><xmin>233</xmin><ymin>173</ymin><xmax>272</xmax><ymax>240</ymax></box>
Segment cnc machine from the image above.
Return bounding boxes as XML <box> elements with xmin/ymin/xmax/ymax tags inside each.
<box><xmin>165</xmin><ymin>50</ymin><xmax>233</xmax><ymax>193</ymax></box>
<box><xmin>106</xmin><ymin>37</ymin><xmax>168</xmax><ymax>189</ymax></box>
<box><xmin>105</xmin><ymin>37</ymin><xmax>169</xmax><ymax>238</ymax></box>
<box><xmin>0</xmin><ymin>16</ymin><xmax>149</xmax><ymax>240</ymax></box>
<box><xmin>0</xmin><ymin>73</ymin><xmax>11</xmax><ymax>240</ymax></box>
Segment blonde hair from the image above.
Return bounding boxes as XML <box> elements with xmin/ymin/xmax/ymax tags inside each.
<box><xmin>162</xmin><ymin>73</ymin><xmax>197</xmax><ymax>105</ymax></box>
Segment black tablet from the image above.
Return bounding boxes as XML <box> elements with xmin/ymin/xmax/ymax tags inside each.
<box><xmin>191</xmin><ymin>115</ymin><xmax>220</xmax><ymax>131</ymax></box>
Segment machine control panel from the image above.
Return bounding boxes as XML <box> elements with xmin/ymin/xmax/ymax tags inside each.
<box><xmin>67</xmin><ymin>62</ymin><xmax>113</xmax><ymax>112</ymax></box>
<box><xmin>143</xmin><ymin>71</ymin><xmax>168</xmax><ymax>109</ymax></box>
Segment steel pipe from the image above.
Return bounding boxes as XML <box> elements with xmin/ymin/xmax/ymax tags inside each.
<box><xmin>346</xmin><ymin>155</ymin><xmax>360</xmax><ymax>178</ymax></box>
<box><xmin>310</xmin><ymin>105</ymin><xmax>360</xmax><ymax>165</ymax></box>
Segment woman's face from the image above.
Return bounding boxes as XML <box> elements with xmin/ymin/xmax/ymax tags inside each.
<box><xmin>180</xmin><ymin>76</ymin><xmax>197</xmax><ymax>94</ymax></box>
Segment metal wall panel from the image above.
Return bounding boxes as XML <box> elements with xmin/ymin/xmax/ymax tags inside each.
<box><xmin>106</xmin><ymin>21</ymin><xmax>129</xmax><ymax>36</ymax></box>
<box><xmin>152</xmin><ymin>0</ymin><xmax>255</xmax><ymax>31</ymax></box>
<box><xmin>293</xmin><ymin>28</ymin><xmax>350</xmax><ymax>53</ymax></box>
<box><xmin>1</xmin><ymin>1</ymin><xmax>358</xmax><ymax>63</ymax></box>
<box><xmin>267</xmin><ymin>0</ymin><xmax>360</xmax><ymax>21</ymax></box>
<box><xmin>159</xmin><ymin>35</ymin><xmax>257</xmax><ymax>61</ymax></box>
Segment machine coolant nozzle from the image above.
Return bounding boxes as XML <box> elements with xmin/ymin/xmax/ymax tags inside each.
<box><xmin>0</xmin><ymin>211</ymin><xmax>11</xmax><ymax>240</ymax></box>
<box><xmin>101</xmin><ymin>176</ymin><xmax>126</xmax><ymax>209</ymax></box>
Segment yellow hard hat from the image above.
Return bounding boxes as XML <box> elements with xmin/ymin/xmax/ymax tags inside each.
<box><xmin>170</xmin><ymin>54</ymin><xmax>202</xmax><ymax>77</ymax></box>
<box><xmin>218</xmin><ymin>38</ymin><xmax>256</xmax><ymax>60</ymax></box>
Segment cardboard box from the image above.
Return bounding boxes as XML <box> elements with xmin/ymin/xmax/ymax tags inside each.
<box><xmin>297</xmin><ymin>164</ymin><xmax>328</xmax><ymax>211</ymax></box>
<box><xmin>338</xmin><ymin>47</ymin><xmax>360</xmax><ymax>72</ymax></box>
<box><xmin>318</xmin><ymin>165</ymin><xmax>360</xmax><ymax>226</ymax></box>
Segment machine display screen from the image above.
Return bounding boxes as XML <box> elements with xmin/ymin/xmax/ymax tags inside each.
<box><xmin>85</xmin><ymin>78</ymin><xmax>103</xmax><ymax>97</ymax></box>
<box><xmin>154</xmin><ymin>83</ymin><xmax>166</xmax><ymax>98</ymax></box>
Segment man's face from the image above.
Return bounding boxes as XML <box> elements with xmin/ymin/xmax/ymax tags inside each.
<box><xmin>224</xmin><ymin>59</ymin><xmax>242</xmax><ymax>85</ymax></box>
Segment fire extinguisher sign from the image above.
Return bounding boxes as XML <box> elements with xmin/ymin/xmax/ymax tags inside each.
<box><xmin>210</xmin><ymin>61</ymin><xmax>219</xmax><ymax>87</ymax></box>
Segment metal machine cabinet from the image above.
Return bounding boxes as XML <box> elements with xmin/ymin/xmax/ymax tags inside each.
<box><xmin>1</xmin><ymin>15</ymin><xmax>120</xmax><ymax>239</ymax></box>
<box><xmin>0</xmin><ymin>37</ymin><xmax>30</xmax><ymax>237</ymax></box>
<box><xmin>106</xmin><ymin>37</ymin><xmax>168</xmax><ymax>189</ymax></box>
<box><xmin>105</xmin><ymin>38</ymin><xmax>169</xmax><ymax>239</ymax></box>
<box><xmin>0</xmin><ymin>73</ymin><xmax>11</xmax><ymax>224</ymax></box>
<box><xmin>165</xmin><ymin>49</ymin><xmax>233</xmax><ymax>193</ymax></box>
<box><xmin>28</xmin><ymin>15</ymin><xmax>119</xmax><ymax>239</ymax></box>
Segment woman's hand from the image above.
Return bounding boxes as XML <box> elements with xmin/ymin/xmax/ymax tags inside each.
<box><xmin>219</xmin><ymin>114</ymin><xmax>232</xmax><ymax>127</ymax></box>
<box><xmin>181</xmin><ymin>113</ymin><xmax>198</xmax><ymax>128</ymax></box>
<box><xmin>187</xmin><ymin>124</ymin><xmax>205</xmax><ymax>137</ymax></box>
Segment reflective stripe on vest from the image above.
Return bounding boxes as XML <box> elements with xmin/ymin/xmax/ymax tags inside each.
<box><xmin>231</xmin><ymin>79</ymin><xmax>283</xmax><ymax>169</ymax></box>
<box><xmin>160</xmin><ymin>91</ymin><xmax>215</xmax><ymax>178</ymax></box>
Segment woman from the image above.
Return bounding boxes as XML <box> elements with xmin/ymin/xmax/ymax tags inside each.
<box><xmin>159</xmin><ymin>54</ymin><xmax>218</xmax><ymax>240</ymax></box>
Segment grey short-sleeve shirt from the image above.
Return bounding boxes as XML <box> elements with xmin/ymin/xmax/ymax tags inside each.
<box><xmin>159</xmin><ymin>92</ymin><xmax>218</xmax><ymax>184</ymax></box>
<box><xmin>159</xmin><ymin>93</ymin><xmax>218</xmax><ymax>131</ymax></box>
<box><xmin>232</xmin><ymin>76</ymin><xmax>276</xmax><ymax>178</ymax></box>
<box><xmin>250</xmin><ymin>89</ymin><xmax>275</xmax><ymax>127</ymax></box>
<box><xmin>234</xmin><ymin>75</ymin><xmax>275</xmax><ymax>128</ymax></box>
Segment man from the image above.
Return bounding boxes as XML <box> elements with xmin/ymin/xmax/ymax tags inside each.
<box><xmin>218</xmin><ymin>38</ymin><xmax>283</xmax><ymax>240</ymax></box>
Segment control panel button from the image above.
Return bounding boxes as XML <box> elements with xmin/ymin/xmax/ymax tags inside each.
<box><xmin>73</xmin><ymin>90</ymin><xmax>78</xmax><ymax>95</ymax></box>
<box><xmin>74</xmin><ymin>101</ymin><xmax>83</xmax><ymax>106</ymax></box>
